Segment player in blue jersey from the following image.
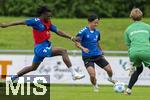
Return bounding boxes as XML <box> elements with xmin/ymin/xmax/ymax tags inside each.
<box><xmin>0</xmin><ymin>6</ymin><xmax>85</xmax><ymax>81</ymax></box>
<box><xmin>74</xmin><ymin>15</ymin><xmax>117</xmax><ymax>92</ymax></box>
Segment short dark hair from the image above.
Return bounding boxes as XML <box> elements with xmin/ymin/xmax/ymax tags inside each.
<box><xmin>37</xmin><ymin>6</ymin><xmax>51</xmax><ymax>16</ymax></box>
<box><xmin>88</xmin><ymin>14</ymin><xmax>99</xmax><ymax>22</ymax></box>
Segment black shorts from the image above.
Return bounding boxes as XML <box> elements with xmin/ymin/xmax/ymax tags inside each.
<box><xmin>82</xmin><ymin>55</ymin><xmax>109</xmax><ymax>68</ymax></box>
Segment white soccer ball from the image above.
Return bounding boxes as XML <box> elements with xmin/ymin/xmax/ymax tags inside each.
<box><xmin>113</xmin><ymin>82</ymin><xmax>125</xmax><ymax>93</ymax></box>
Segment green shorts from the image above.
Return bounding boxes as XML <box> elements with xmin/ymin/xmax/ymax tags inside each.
<box><xmin>129</xmin><ymin>49</ymin><xmax>150</xmax><ymax>67</ymax></box>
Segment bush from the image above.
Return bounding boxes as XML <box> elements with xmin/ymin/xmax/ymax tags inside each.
<box><xmin>0</xmin><ymin>0</ymin><xmax>150</xmax><ymax>18</ymax></box>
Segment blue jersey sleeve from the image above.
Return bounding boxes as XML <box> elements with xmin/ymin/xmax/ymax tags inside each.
<box><xmin>50</xmin><ymin>25</ymin><xmax>57</xmax><ymax>33</ymax></box>
<box><xmin>25</xmin><ymin>18</ymin><xmax>39</xmax><ymax>26</ymax></box>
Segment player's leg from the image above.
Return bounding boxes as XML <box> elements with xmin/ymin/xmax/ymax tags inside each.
<box><xmin>51</xmin><ymin>47</ymin><xmax>85</xmax><ymax>80</ymax></box>
<box><xmin>9</xmin><ymin>42</ymin><xmax>49</xmax><ymax>82</ymax></box>
<box><xmin>95</xmin><ymin>55</ymin><xmax>116</xmax><ymax>84</ymax></box>
<box><xmin>128</xmin><ymin>65</ymin><xmax>143</xmax><ymax>89</ymax></box>
<box><xmin>86</xmin><ymin>66</ymin><xmax>99</xmax><ymax>92</ymax></box>
<box><xmin>87</xmin><ymin>67</ymin><xmax>96</xmax><ymax>85</ymax></box>
<box><xmin>16</xmin><ymin>62</ymin><xmax>41</xmax><ymax>78</ymax></box>
<box><xmin>124</xmin><ymin>53</ymin><xmax>143</xmax><ymax>95</ymax></box>
<box><xmin>103</xmin><ymin>64</ymin><xmax>116</xmax><ymax>84</ymax></box>
<box><xmin>51</xmin><ymin>47</ymin><xmax>72</xmax><ymax>68</ymax></box>
<box><xmin>125</xmin><ymin>64</ymin><xmax>143</xmax><ymax>95</ymax></box>
<box><xmin>82</xmin><ymin>56</ymin><xmax>99</xmax><ymax>92</ymax></box>
<box><xmin>11</xmin><ymin>62</ymin><xmax>41</xmax><ymax>81</ymax></box>
<box><xmin>10</xmin><ymin>55</ymin><xmax>43</xmax><ymax>81</ymax></box>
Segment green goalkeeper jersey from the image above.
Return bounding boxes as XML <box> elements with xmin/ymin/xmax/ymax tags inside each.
<box><xmin>124</xmin><ymin>21</ymin><xmax>150</xmax><ymax>67</ymax></box>
<box><xmin>124</xmin><ymin>21</ymin><xmax>150</xmax><ymax>51</ymax></box>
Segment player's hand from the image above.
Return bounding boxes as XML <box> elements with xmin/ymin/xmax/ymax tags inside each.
<box><xmin>128</xmin><ymin>67</ymin><xmax>136</xmax><ymax>76</ymax></box>
<box><xmin>71</xmin><ymin>37</ymin><xmax>80</xmax><ymax>42</ymax></box>
<box><xmin>71</xmin><ymin>37</ymin><xmax>76</xmax><ymax>42</ymax></box>
<box><xmin>83</xmin><ymin>48</ymin><xmax>89</xmax><ymax>53</ymax></box>
<box><xmin>123</xmin><ymin>64</ymin><xmax>136</xmax><ymax>76</ymax></box>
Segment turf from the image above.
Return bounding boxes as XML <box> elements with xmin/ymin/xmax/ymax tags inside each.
<box><xmin>0</xmin><ymin>17</ymin><xmax>150</xmax><ymax>50</ymax></box>
<box><xmin>0</xmin><ymin>82</ymin><xmax>149</xmax><ymax>100</ymax></box>
<box><xmin>50</xmin><ymin>85</ymin><xmax>150</xmax><ymax>100</ymax></box>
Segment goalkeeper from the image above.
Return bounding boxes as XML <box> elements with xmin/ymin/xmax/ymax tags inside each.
<box><xmin>124</xmin><ymin>8</ymin><xmax>150</xmax><ymax>95</ymax></box>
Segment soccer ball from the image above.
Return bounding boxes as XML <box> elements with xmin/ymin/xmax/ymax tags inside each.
<box><xmin>113</xmin><ymin>82</ymin><xmax>125</xmax><ymax>93</ymax></box>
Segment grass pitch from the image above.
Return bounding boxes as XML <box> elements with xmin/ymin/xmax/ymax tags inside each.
<box><xmin>50</xmin><ymin>84</ymin><xmax>150</xmax><ymax>100</ymax></box>
<box><xmin>0</xmin><ymin>81</ymin><xmax>149</xmax><ymax>100</ymax></box>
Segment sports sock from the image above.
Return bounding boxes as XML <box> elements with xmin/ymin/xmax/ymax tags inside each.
<box><xmin>68</xmin><ymin>67</ymin><xmax>77</xmax><ymax>75</ymax></box>
<box><xmin>128</xmin><ymin>65</ymin><xmax>143</xmax><ymax>89</ymax></box>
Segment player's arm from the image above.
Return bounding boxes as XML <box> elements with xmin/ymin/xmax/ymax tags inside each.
<box><xmin>0</xmin><ymin>18</ymin><xmax>38</xmax><ymax>28</ymax></box>
<box><xmin>0</xmin><ymin>20</ymin><xmax>26</xmax><ymax>28</ymax></box>
<box><xmin>74</xmin><ymin>36</ymin><xmax>89</xmax><ymax>53</ymax></box>
<box><xmin>73</xmin><ymin>29</ymin><xmax>89</xmax><ymax>53</ymax></box>
<box><xmin>97</xmin><ymin>41</ymin><xmax>104</xmax><ymax>55</ymax></box>
<box><xmin>124</xmin><ymin>30</ymin><xmax>131</xmax><ymax>47</ymax></box>
<box><xmin>56</xmin><ymin>30</ymin><xmax>74</xmax><ymax>40</ymax></box>
<box><xmin>75</xmin><ymin>41</ymin><xmax>89</xmax><ymax>53</ymax></box>
<box><xmin>50</xmin><ymin>25</ymin><xmax>75</xmax><ymax>41</ymax></box>
<box><xmin>97</xmin><ymin>32</ymin><xmax>104</xmax><ymax>55</ymax></box>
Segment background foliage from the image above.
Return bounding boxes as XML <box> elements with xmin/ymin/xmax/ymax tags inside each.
<box><xmin>0</xmin><ymin>0</ymin><xmax>150</xmax><ymax>18</ymax></box>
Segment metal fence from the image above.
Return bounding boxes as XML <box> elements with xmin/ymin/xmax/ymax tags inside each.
<box><xmin>0</xmin><ymin>50</ymin><xmax>128</xmax><ymax>55</ymax></box>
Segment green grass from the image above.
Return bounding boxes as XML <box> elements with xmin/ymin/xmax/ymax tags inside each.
<box><xmin>50</xmin><ymin>85</ymin><xmax>150</xmax><ymax>100</ymax></box>
<box><xmin>0</xmin><ymin>82</ymin><xmax>149</xmax><ymax>100</ymax></box>
<box><xmin>0</xmin><ymin>17</ymin><xmax>150</xmax><ymax>50</ymax></box>
<box><xmin>0</xmin><ymin>83</ymin><xmax>149</xmax><ymax>100</ymax></box>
